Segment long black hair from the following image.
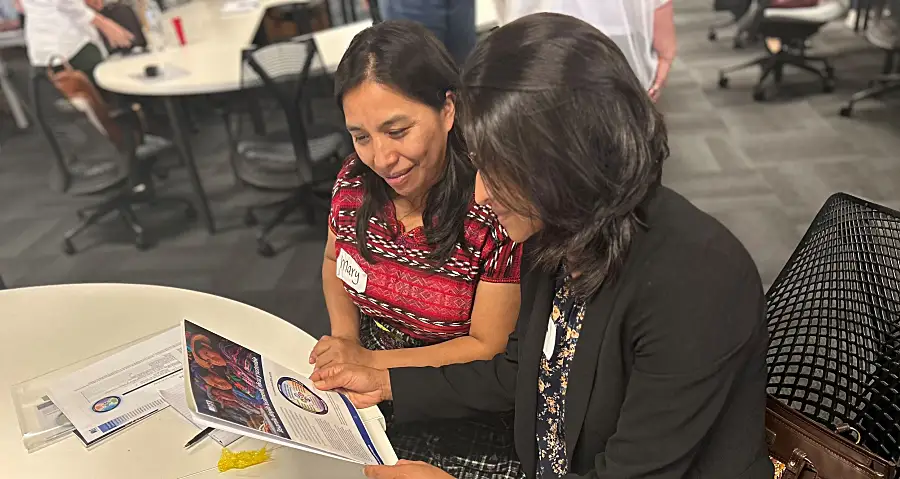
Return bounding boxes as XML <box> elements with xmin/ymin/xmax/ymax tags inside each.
<box><xmin>461</xmin><ymin>13</ymin><xmax>669</xmax><ymax>298</ymax></box>
<box><xmin>333</xmin><ymin>20</ymin><xmax>475</xmax><ymax>265</ymax></box>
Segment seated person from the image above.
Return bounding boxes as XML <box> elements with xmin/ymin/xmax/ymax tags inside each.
<box><xmin>309</xmin><ymin>19</ymin><xmax>524</xmax><ymax>479</ymax></box>
<box><xmin>19</xmin><ymin>0</ymin><xmax>133</xmax><ymax>81</ymax></box>
<box><xmin>0</xmin><ymin>0</ymin><xmax>21</xmax><ymax>31</ymax></box>
<box><xmin>313</xmin><ymin>13</ymin><xmax>774</xmax><ymax>479</ymax></box>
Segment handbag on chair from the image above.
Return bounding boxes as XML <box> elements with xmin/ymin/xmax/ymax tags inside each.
<box><xmin>767</xmin><ymin>395</ymin><xmax>898</xmax><ymax>479</ymax></box>
<box><xmin>45</xmin><ymin>56</ymin><xmax>143</xmax><ymax>152</ymax></box>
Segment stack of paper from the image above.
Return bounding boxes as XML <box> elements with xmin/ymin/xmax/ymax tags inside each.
<box><xmin>159</xmin><ymin>383</ymin><xmax>240</xmax><ymax>447</ymax></box>
<box><xmin>45</xmin><ymin>328</ymin><xmax>185</xmax><ymax>447</ymax></box>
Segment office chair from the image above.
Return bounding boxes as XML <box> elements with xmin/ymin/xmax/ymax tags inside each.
<box><xmin>709</xmin><ymin>0</ymin><xmax>754</xmax><ymax>45</ymax></box>
<box><xmin>766</xmin><ymin>193</ymin><xmax>900</xmax><ymax>465</ymax></box>
<box><xmin>839</xmin><ymin>0</ymin><xmax>900</xmax><ymax>116</ymax></box>
<box><xmin>229</xmin><ymin>38</ymin><xmax>347</xmax><ymax>257</ymax></box>
<box><xmin>718</xmin><ymin>0</ymin><xmax>850</xmax><ymax>101</ymax></box>
<box><xmin>30</xmin><ymin>71</ymin><xmax>194</xmax><ymax>253</ymax></box>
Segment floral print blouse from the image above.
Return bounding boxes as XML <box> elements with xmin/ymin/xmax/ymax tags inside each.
<box><xmin>536</xmin><ymin>274</ymin><xmax>586</xmax><ymax>479</ymax></box>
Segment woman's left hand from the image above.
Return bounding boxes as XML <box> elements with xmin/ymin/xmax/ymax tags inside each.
<box><xmin>310</xmin><ymin>335</ymin><xmax>375</xmax><ymax>370</ymax></box>
<box><xmin>364</xmin><ymin>460</ymin><xmax>456</xmax><ymax>479</ymax></box>
<box><xmin>648</xmin><ymin>57</ymin><xmax>672</xmax><ymax>102</ymax></box>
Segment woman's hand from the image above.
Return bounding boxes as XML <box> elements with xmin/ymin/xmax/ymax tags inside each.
<box><xmin>310</xmin><ymin>363</ymin><xmax>391</xmax><ymax>409</ymax></box>
<box><xmin>97</xmin><ymin>16</ymin><xmax>135</xmax><ymax>49</ymax></box>
<box><xmin>364</xmin><ymin>460</ymin><xmax>456</xmax><ymax>479</ymax></box>
<box><xmin>310</xmin><ymin>335</ymin><xmax>375</xmax><ymax>370</ymax></box>
<box><xmin>648</xmin><ymin>57</ymin><xmax>672</xmax><ymax>102</ymax></box>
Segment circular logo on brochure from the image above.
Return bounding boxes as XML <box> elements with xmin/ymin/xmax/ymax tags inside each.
<box><xmin>92</xmin><ymin>396</ymin><xmax>121</xmax><ymax>413</ymax></box>
<box><xmin>277</xmin><ymin>377</ymin><xmax>328</xmax><ymax>415</ymax></box>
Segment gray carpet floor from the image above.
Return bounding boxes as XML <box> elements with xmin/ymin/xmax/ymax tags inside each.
<box><xmin>1</xmin><ymin>0</ymin><xmax>899</xmax><ymax>333</ymax></box>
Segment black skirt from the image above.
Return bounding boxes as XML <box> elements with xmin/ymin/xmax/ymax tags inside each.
<box><xmin>360</xmin><ymin>315</ymin><xmax>524</xmax><ymax>479</ymax></box>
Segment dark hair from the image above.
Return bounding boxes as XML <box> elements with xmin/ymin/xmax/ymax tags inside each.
<box><xmin>461</xmin><ymin>13</ymin><xmax>669</xmax><ymax>298</ymax></box>
<box><xmin>333</xmin><ymin>20</ymin><xmax>475</xmax><ymax>265</ymax></box>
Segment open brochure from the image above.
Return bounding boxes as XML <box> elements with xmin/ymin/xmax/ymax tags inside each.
<box><xmin>181</xmin><ymin>319</ymin><xmax>393</xmax><ymax>465</ymax></box>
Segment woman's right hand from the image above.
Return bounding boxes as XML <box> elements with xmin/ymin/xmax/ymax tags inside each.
<box><xmin>99</xmin><ymin>18</ymin><xmax>135</xmax><ymax>49</ymax></box>
<box><xmin>310</xmin><ymin>363</ymin><xmax>392</xmax><ymax>409</ymax></box>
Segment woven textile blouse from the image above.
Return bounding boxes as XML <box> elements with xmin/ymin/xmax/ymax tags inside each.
<box><xmin>328</xmin><ymin>156</ymin><xmax>523</xmax><ymax>344</ymax></box>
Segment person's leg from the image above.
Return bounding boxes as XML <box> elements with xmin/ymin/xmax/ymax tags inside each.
<box><xmin>442</xmin><ymin>0</ymin><xmax>475</xmax><ymax>64</ymax></box>
<box><xmin>67</xmin><ymin>43</ymin><xmax>104</xmax><ymax>84</ymax></box>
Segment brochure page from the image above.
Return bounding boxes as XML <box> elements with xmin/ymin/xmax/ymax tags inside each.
<box><xmin>46</xmin><ymin>327</ymin><xmax>183</xmax><ymax>446</ymax></box>
<box><xmin>183</xmin><ymin>319</ymin><xmax>386</xmax><ymax>465</ymax></box>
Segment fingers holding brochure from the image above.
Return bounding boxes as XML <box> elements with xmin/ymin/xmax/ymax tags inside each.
<box><xmin>310</xmin><ymin>364</ymin><xmax>392</xmax><ymax>409</ymax></box>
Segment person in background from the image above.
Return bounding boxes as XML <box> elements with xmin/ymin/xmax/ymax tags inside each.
<box><xmin>17</xmin><ymin>0</ymin><xmax>133</xmax><ymax>80</ymax></box>
<box><xmin>492</xmin><ymin>0</ymin><xmax>676</xmax><ymax>101</ymax></box>
<box><xmin>312</xmin><ymin>12</ymin><xmax>772</xmax><ymax>479</ymax></box>
<box><xmin>376</xmin><ymin>0</ymin><xmax>476</xmax><ymax>64</ymax></box>
<box><xmin>309</xmin><ymin>19</ymin><xmax>523</xmax><ymax>479</ymax></box>
<box><xmin>0</xmin><ymin>0</ymin><xmax>21</xmax><ymax>31</ymax></box>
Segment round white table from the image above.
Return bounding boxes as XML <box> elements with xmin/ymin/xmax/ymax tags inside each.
<box><xmin>0</xmin><ymin>283</ymin><xmax>386</xmax><ymax>479</ymax></box>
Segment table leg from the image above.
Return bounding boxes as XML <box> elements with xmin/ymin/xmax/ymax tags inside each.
<box><xmin>163</xmin><ymin>96</ymin><xmax>216</xmax><ymax>234</ymax></box>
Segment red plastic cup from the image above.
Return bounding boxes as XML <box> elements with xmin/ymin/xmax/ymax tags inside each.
<box><xmin>172</xmin><ymin>17</ymin><xmax>186</xmax><ymax>46</ymax></box>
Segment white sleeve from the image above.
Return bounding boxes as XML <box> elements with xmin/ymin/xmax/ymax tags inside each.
<box><xmin>658</xmin><ymin>0</ymin><xmax>672</xmax><ymax>7</ymax></box>
<box><xmin>56</xmin><ymin>0</ymin><xmax>96</xmax><ymax>27</ymax></box>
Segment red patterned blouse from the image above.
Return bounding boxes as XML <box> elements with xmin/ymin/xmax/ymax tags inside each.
<box><xmin>328</xmin><ymin>156</ymin><xmax>523</xmax><ymax>345</ymax></box>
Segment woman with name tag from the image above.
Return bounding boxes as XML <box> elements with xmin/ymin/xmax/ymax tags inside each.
<box><xmin>309</xmin><ymin>20</ymin><xmax>524</xmax><ymax>479</ymax></box>
<box><xmin>311</xmin><ymin>13</ymin><xmax>774</xmax><ymax>479</ymax></box>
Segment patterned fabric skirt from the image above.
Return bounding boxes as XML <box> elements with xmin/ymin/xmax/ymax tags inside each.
<box><xmin>360</xmin><ymin>315</ymin><xmax>524</xmax><ymax>479</ymax></box>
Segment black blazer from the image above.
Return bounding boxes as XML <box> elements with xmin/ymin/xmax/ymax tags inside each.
<box><xmin>389</xmin><ymin>187</ymin><xmax>775</xmax><ymax>478</ymax></box>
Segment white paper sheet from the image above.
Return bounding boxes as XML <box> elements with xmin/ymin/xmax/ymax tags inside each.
<box><xmin>221</xmin><ymin>0</ymin><xmax>260</xmax><ymax>14</ymax></box>
<box><xmin>159</xmin><ymin>381</ymin><xmax>241</xmax><ymax>447</ymax></box>
<box><xmin>46</xmin><ymin>328</ymin><xmax>183</xmax><ymax>446</ymax></box>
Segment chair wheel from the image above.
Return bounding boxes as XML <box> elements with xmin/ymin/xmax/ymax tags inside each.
<box><xmin>184</xmin><ymin>204</ymin><xmax>197</xmax><ymax>220</ymax></box>
<box><xmin>136</xmin><ymin>233</ymin><xmax>150</xmax><ymax>251</ymax></box>
<box><xmin>62</xmin><ymin>238</ymin><xmax>75</xmax><ymax>255</ymax></box>
<box><xmin>752</xmin><ymin>89</ymin><xmax>767</xmax><ymax>102</ymax></box>
<box><xmin>839</xmin><ymin>105</ymin><xmax>853</xmax><ymax>117</ymax></box>
<box><xmin>718</xmin><ymin>75</ymin><xmax>729</xmax><ymax>89</ymax></box>
<box><xmin>244</xmin><ymin>210</ymin><xmax>258</xmax><ymax>227</ymax></box>
<box><xmin>823</xmin><ymin>79</ymin><xmax>835</xmax><ymax>93</ymax></box>
<box><xmin>257</xmin><ymin>240</ymin><xmax>275</xmax><ymax>258</ymax></box>
<box><xmin>708</xmin><ymin>30</ymin><xmax>717</xmax><ymax>41</ymax></box>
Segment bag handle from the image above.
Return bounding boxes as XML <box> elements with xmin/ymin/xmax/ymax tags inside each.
<box><xmin>782</xmin><ymin>448</ymin><xmax>817</xmax><ymax>479</ymax></box>
<box><xmin>46</xmin><ymin>54</ymin><xmax>75</xmax><ymax>80</ymax></box>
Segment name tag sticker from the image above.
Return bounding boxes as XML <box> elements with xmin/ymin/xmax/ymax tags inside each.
<box><xmin>336</xmin><ymin>249</ymin><xmax>368</xmax><ymax>294</ymax></box>
<box><xmin>542</xmin><ymin>318</ymin><xmax>556</xmax><ymax>359</ymax></box>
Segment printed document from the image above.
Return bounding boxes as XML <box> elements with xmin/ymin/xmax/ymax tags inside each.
<box><xmin>182</xmin><ymin>319</ymin><xmax>393</xmax><ymax>465</ymax></box>
<box><xmin>46</xmin><ymin>328</ymin><xmax>183</xmax><ymax>446</ymax></box>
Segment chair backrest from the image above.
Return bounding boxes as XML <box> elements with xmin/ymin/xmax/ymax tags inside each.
<box><xmin>29</xmin><ymin>68</ymin><xmax>129</xmax><ymax>195</ymax></box>
<box><xmin>100</xmin><ymin>3</ymin><xmax>148</xmax><ymax>54</ymax></box>
<box><xmin>241</xmin><ymin>37</ymin><xmax>319</xmax><ymax>183</ymax></box>
<box><xmin>766</xmin><ymin>193</ymin><xmax>900</xmax><ymax>463</ymax></box>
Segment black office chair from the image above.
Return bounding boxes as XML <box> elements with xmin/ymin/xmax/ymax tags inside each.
<box><xmin>228</xmin><ymin>37</ymin><xmax>348</xmax><ymax>257</ymax></box>
<box><xmin>718</xmin><ymin>0</ymin><xmax>850</xmax><ymax>101</ymax></box>
<box><xmin>839</xmin><ymin>0</ymin><xmax>900</xmax><ymax>117</ymax></box>
<box><xmin>709</xmin><ymin>0</ymin><xmax>754</xmax><ymax>45</ymax></box>
<box><xmin>30</xmin><ymin>70</ymin><xmax>195</xmax><ymax>253</ymax></box>
<box><xmin>766</xmin><ymin>193</ymin><xmax>900</xmax><ymax>465</ymax></box>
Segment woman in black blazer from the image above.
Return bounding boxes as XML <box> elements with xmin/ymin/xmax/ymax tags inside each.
<box><xmin>312</xmin><ymin>12</ymin><xmax>774</xmax><ymax>479</ymax></box>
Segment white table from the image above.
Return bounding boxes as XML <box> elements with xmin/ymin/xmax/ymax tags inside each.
<box><xmin>1</xmin><ymin>283</ymin><xmax>389</xmax><ymax>479</ymax></box>
<box><xmin>0</xmin><ymin>29</ymin><xmax>29</xmax><ymax>131</ymax></box>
